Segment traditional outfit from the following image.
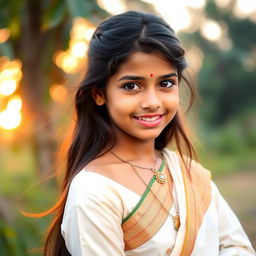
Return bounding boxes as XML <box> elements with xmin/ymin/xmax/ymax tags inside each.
<box><xmin>61</xmin><ymin>149</ymin><xmax>255</xmax><ymax>256</ymax></box>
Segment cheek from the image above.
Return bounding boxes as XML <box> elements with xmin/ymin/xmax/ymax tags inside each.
<box><xmin>165</xmin><ymin>92</ymin><xmax>179</xmax><ymax>110</ymax></box>
<box><xmin>106</xmin><ymin>97</ymin><xmax>135</xmax><ymax>120</ymax></box>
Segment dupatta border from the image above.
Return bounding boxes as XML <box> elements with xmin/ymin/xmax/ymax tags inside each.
<box><xmin>122</xmin><ymin>159</ymin><xmax>165</xmax><ymax>224</ymax></box>
<box><xmin>121</xmin><ymin>160</ymin><xmax>173</xmax><ymax>250</ymax></box>
<box><xmin>178</xmin><ymin>155</ymin><xmax>212</xmax><ymax>256</ymax></box>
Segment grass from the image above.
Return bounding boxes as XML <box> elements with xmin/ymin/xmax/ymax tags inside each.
<box><xmin>0</xmin><ymin>145</ymin><xmax>58</xmax><ymax>256</ymax></box>
<box><xmin>198</xmin><ymin>147</ymin><xmax>256</xmax><ymax>177</ymax></box>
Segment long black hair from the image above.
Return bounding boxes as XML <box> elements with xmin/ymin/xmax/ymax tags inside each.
<box><xmin>41</xmin><ymin>11</ymin><xmax>196</xmax><ymax>255</ymax></box>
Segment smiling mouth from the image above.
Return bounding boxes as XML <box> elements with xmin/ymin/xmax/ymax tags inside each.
<box><xmin>132</xmin><ymin>113</ymin><xmax>165</xmax><ymax>124</ymax></box>
<box><xmin>134</xmin><ymin>115</ymin><xmax>162</xmax><ymax>122</ymax></box>
<box><xmin>132</xmin><ymin>114</ymin><xmax>164</xmax><ymax>128</ymax></box>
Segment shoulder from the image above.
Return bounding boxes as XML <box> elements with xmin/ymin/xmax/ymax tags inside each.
<box><xmin>69</xmin><ymin>170</ymin><xmax>103</xmax><ymax>197</ymax></box>
<box><xmin>66</xmin><ymin>170</ymin><xmax>124</xmax><ymax>213</ymax></box>
<box><xmin>61</xmin><ymin>171</ymin><xmax>126</xmax><ymax>245</ymax></box>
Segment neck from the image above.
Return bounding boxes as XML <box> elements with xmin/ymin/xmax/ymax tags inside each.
<box><xmin>108</xmin><ymin>124</ymin><xmax>163</xmax><ymax>165</ymax></box>
<box><xmin>113</xmin><ymin>143</ymin><xmax>156</xmax><ymax>159</ymax></box>
<box><xmin>111</xmin><ymin>136</ymin><xmax>158</xmax><ymax>163</ymax></box>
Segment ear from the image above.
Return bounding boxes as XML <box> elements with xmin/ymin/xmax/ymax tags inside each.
<box><xmin>91</xmin><ymin>88</ymin><xmax>105</xmax><ymax>106</ymax></box>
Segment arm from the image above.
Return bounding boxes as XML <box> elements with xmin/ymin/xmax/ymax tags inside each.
<box><xmin>61</xmin><ymin>172</ymin><xmax>126</xmax><ymax>256</ymax></box>
<box><xmin>211</xmin><ymin>182</ymin><xmax>255</xmax><ymax>256</ymax></box>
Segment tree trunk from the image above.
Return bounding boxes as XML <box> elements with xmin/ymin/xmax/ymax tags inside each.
<box><xmin>20</xmin><ymin>1</ymin><xmax>56</xmax><ymax>176</ymax></box>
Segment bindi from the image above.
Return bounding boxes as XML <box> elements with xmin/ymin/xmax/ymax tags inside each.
<box><xmin>150</xmin><ymin>73</ymin><xmax>154</xmax><ymax>77</ymax></box>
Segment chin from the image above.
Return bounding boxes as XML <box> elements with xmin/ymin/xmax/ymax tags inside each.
<box><xmin>129</xmin><ymin>130</ymin><xmax>163</xmax><ymax>142</ymax></box>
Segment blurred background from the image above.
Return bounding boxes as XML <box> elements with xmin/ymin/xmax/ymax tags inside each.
<box><xmin>0</xmin><ymin>0</ymin><xmax>255</xmax><ymax>254</ymax></box>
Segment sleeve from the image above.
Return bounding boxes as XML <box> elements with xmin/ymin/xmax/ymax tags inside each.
<box><xmin>211</xmin><ymin>182</ymin><xmax>255</xmax><ymax>256</ymax></box>
<box><xmin>61</xmin><ymin>173</ymin><xmax>126</xmax><ymax>256</ymax></box>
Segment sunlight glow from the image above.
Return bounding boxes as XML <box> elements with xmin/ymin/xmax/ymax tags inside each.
<box><xmin>71</xmin><ymin>18</ymin><xmax>95</xmax><ymax>41</ymax></box>
<box><xmin>200</xmin><ymin>20</ymin><xmax>222</xmax><ymax>41</ymax></box>
<box><xmin>142</xmin><ymin>0</ymin><xmax>192</xmax><ymax>31</ymax></box>
<box><xmin>70</xmin><ymin>40</ymin><xmax>88</xmax><ymax>58</ymax></box>
<box><xmin>234</xmin><ymin>0</ymin><xmax>256</xmax><ymax>19</ymax></box>
<box><xmin>0</xmin><ymin>109</ymin><xmax>22</xmax><ymax>130</ymax></box>
<box><xmin>54</xmin><ymin>18</ymin><xmax>94</xmax><ymax>74</ymax></box>
<box><xmin>0</xmin><ymin>95</ymin><xmax>22</xmax><ymax>130</ymax></box>
<box><xmin>72</xmin><ymin>24</ymin><xmax>87</xmax><ymax>40</ymax></box>
<box><xmin>7</xmin><ymin>95</ymin><xmax>22</xmax><ymax>111</ymax></box>
<box><xmin>62</xmin><ymin>55</ymin><xmax>79</xmax><ymax>73</ymax></box>
<box><xmin>0</xmin><ymin>67</ymin><xmax>22</xmax><ymax>83</ymax></box>
<box><xmin>54</xmin><ymin>51</ymin><xmax>66</xmax><ymax>68</ymax></box>
<box><xmin>237</xmin><ymin>0</ymin><xmax>256</xmax><ymax>14</ymax></box>
<box><xmin>0</xmin><ymin>60</ymin><xmax>22</xmax><ymax>96</ymax></box>
<box><xmin>0</xmin><ymin>59</ymin><xmax>23</xmax><ymax>130</ymax></box>
<box><xmin>84</xmin><ymin>28</ymin><xmax>95</xmax><ymax>42</ymax></box>
<box><xmin>97</xmin><ymin>0</ymin><xmax>126</xmax><ymax>14</ymax></box>
<box><xmin>0</xmin><ymin>79</ymin><xmax>17</xmax><ymax>96</ymax></box>
<box><xmin>55</xmin><ymin>51</ymin><xmax>79</xmax><ymax>73</ymax></box>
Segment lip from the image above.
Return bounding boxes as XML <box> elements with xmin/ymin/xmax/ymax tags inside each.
<box><xmin>132</xmin><ymin>113</ymin><xmax>165</xmax><ymax>128</ymax></box>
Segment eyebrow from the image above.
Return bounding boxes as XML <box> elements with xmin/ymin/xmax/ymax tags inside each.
<box><xmin>117</xmin><ymin>72</ymin><xmax>178</xmax><ymax>81</ymax></box>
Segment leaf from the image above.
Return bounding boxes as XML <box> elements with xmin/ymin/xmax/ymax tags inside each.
<box><xmin>65</xmin><ymin>0</ymin><xmax>93</xmax><ymax>18</ymax></box>
<box><xmin>42</xmin><ymin>0</ymin><xmax>66</xmax><ymax>31</ymax></box>
<box><xmin>8</xmin><ymin>15</ymin><xmax>20</xmax><ymax>39</ymax></box>
<box><xmin>0</xmin><ymin>0</ymin><xmax>23</xmax><ymax>38</ymax></box>
<box><xmin>0</xmin><ymin>5</ymin><xmax>9</xmax><ymax>29</ymax></box>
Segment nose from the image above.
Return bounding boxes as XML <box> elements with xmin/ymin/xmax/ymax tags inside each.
<box><xmin>141</xmin><ymin>88</ymin><xmax>161</xmax><ymax>111</ymax></box>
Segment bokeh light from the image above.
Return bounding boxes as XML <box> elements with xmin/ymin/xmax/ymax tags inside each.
<box><xmin>54</xmin><ymin>18</ymin><xmax>94</xmax><ymax>74</ymax></box>
<box><xmin>143</xmin><ymin>0</ymin><xmax>193</xmax><ymax>31</ymax></box>
<box><xmin>7</xmin><ymin>95</ymin><xmax>22</xmax><ymax>111</ymax></box>
<box><xmin>97</xmin><ymin>0</ymin><xmax>126</xmax><ymax>14</ymax></box>
<box><xmin>234</xmin><ymin>0</ymin><xmax>256</xmax><ymax>18</ymax></box>
<box><xmin>0</xmin><ymin>79</ymin><xmax>17</xmax><ymax>96</ymax></box>
<box><xmin>70</xmin><ymin>40</ymin><xmax>88</xmax><ymax>58</ymax></box>
<box><xmin>200</xmin><ymin>20</ymin><xmax>222</xmax><ymax>41</ymax></box>
<box><xmin>49</xmin><ymin>84</ymin><xmax>68</xmax><ymax>102</ymax></box>
<box><xmin>0</xmin><ymin>59</ymin><xmax>23</xmax><ymax>129</ymax></box>
<box><xmin>0</xmin><ymin>95</ymin><xmax>22</xmax><ymax>130</ymax></box>
<box><xmin>0</xmin><ymin>28</ymin><xmax>11</xmax><ymax>43</ymax></box>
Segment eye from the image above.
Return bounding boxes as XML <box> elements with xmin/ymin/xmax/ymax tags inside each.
<box><xmin>122</xmin><ymin>82</ymin><xmax>140</xmax><ymax>91</ymax></box>
<box><xmin>160</xmin><ymin>80</ymin><xmax>175</xmax><ymax>88</ymax></box>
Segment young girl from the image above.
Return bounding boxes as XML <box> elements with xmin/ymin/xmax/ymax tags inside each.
<box><xmin>43</xmin><ymin>11</ymin><xmax>255</xmax><ymax>256</ymax></box>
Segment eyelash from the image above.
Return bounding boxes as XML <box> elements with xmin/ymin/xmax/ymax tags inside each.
<box><xmin>160</xmin><ymin>80</ymin><xmax>175</xmax><ymax>88</ymax></box>
<box><xmin>121</xmin><ymin>80</ymin><xmax>176</xmax><ymax>91</ymax></box>
<box><xmin>121</xmin><ymin>82</ymin><xmax>140</xmax><ymax>91</ymax></box>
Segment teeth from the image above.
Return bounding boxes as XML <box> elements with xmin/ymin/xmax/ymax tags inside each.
<box><xmin>138</xmin><ymin>116</ymin><xmax>160</xmax><ymax>122</ymax></box>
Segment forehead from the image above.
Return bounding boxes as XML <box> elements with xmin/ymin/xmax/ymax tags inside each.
<box><xmin>113</xmin><ymin>51</ymin><xmax>177</xmax><ymax>78</ymax></box>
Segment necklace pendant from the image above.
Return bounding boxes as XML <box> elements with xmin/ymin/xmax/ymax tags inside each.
<box><xmin>173</xmin><ymin>215</ymin><xmax>180</xmax><ymax>231</ymax></box>
<box><xmin>152</xmin><ymin>168</ymin><xmax>167</xmax><ymax>184</ymax></box>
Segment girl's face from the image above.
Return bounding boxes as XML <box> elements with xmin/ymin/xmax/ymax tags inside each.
<box><xmin>95</xmin><ymin>51</ymin><xmax>179</xmax><ymax>143</ymax></box>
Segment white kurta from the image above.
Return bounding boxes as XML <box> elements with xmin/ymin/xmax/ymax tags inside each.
<box><xmin>61</xmin><ymin>149</ymin><xmax>255</xmax><ymax>256</ymax></box>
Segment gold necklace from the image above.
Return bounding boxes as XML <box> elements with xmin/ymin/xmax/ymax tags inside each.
<box><xmin>110</xmin><ymin>150</ymin><xmax>167</xmax><ymax>184</ymax></box>
<box><xmin>110</xmin><ymin>150</ymin><xmax>180</xmax><ymax>230</ymax></box>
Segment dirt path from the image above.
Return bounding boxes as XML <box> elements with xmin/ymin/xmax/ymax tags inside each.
<box><xmin>214</xmin><ymin>171</ymin><xmax>256</xmax><ymax>249</ymax></box>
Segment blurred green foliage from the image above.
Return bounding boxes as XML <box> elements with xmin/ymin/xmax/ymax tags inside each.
<box><xmin>0</xmin><ymin>0</ymin><xmax>108</xmax><ymax>253</ymax></box>
<box><xmin>0</xmin><ymin>145</ymin><xmax>57</xmax><ymax>255</ymax></box>
<box><xmin>184</xmin><ymin>1</ymin><xmax>256</xmax><ymax>126</ymax></box>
